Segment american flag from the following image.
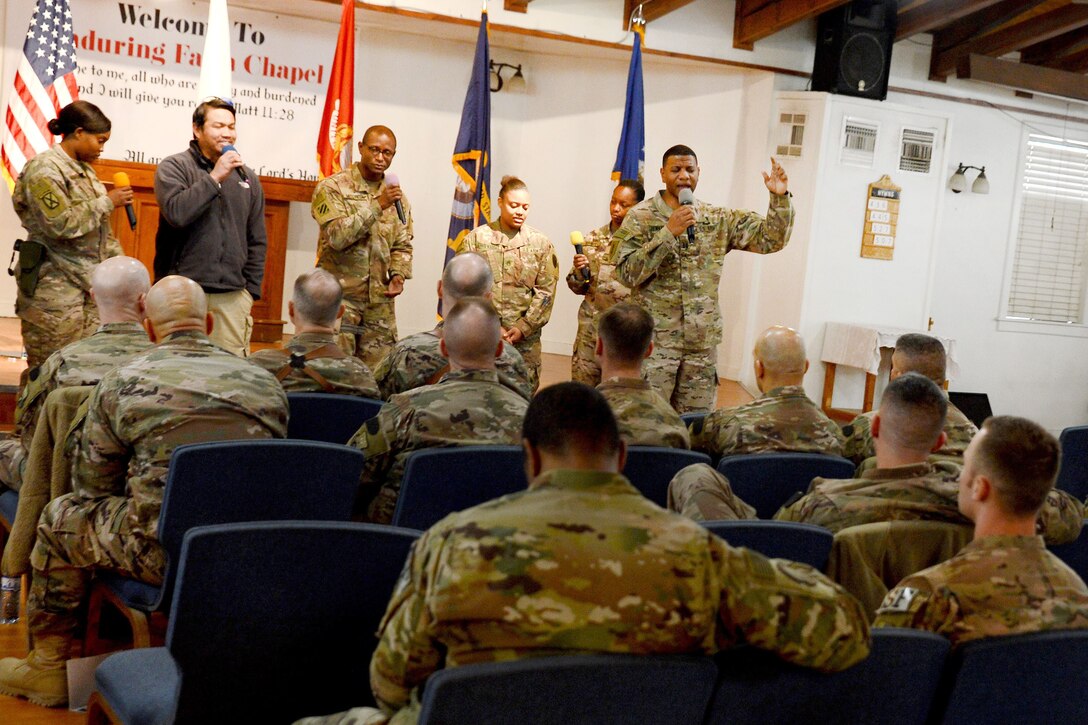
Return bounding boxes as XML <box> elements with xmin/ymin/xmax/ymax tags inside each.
<box><xmin>1</xmin><ymin>0</ymin><xmax>79</xmax><ymax>192</ymax></box>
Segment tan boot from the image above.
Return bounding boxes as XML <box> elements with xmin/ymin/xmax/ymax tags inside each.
<box><xmin>0</xmin><ymin>636</ymin><xmax>69</xmax><ymax>707</ymax></box>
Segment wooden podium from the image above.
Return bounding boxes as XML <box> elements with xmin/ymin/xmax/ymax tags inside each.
<box><xmin>92</xmin><ymin>159</ymin><xmax>316</xmax><ymax>343</ymax></box>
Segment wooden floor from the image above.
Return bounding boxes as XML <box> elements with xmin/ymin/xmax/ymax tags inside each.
<box><xmin>0</xmin><ymin>347</ymin><xmax>752</xmax><ymax>723</ymax></box>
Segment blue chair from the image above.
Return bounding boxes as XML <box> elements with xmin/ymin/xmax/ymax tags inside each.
<box><xmin>934</xmin><ymin>629</ymin><xmax>1088</xmax><ymax>724</ymax></box>
<box><xmin>681</xmin><ymin>411</ymin><xmax>707</xmax><ymax>430</ymax></box>
<box><xmin>705</xmin><ymin>628</ymin><xmax>949</xmax><ymax>725</ymax></box>
<box><xmin>1051</xmin><ymin>522</ymin><xmax>1088</xmax><ymax>582</ymax></box>
<box><xmin>701</xmin><ymin>520</ymin><xmax>834</xmax><ymax>570</ymax></box>
<box><xmin>1057</xmin><ymin>426</ymin><xmax>1088</xmax><ymax>502</ymax></box>
<box><xmin>83</xmin><ymin>439</ymin><xmax>365</xmax><ymax>655</ymax></box>
<box><xmin>390</xmin><ymin>445</ymin><xmax>526</xmax><ymax>530</ymax></box>
<box><xmin>418</xmin><ymin>653</ymin><xmax>717</xmax><ymax>725</ymax></box>
<box><xmin>0</xmin><ymin>488</ymin><xmax>16</xmax><ymax>528</ymax></box>
<box><xmin>715</xmin><ymin>453</ymin><xmax>856</xmax><ymax>519</ymax></box>
<box><xmin>88</xmin><ymin>521</ymin><xmax>421</xmax><ymax>724</ymax></box>
<box><xmin>286</xmin><ymin>392</ymin><xmax>384</xmax><ymax>444</ymax></box>
<box><xmin>623</xmin><ymin>447</ymin><xmax>711</xmax><ymax>507</ymax></box>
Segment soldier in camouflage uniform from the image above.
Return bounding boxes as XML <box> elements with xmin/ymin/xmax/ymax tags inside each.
<box><xmin>352</xmin><ymin>383</ymin><xmax>868</xmax><ymax>723</ymax></box>
<box><xmin>312</xmin><ymin>126</ymin><xmax>413</xmax><ymax>370</ymax></box>
<box><xmin>249</xmin><ymin>270</ymin><xmax>379</xmax><ymax>397</ymax></box>
<box><xmin>350</xmin><ymin>299</ymin><xmax>529</xmax><ymax>524</ymax></box>
<box><xmin>595</xmin><ymin>303</ymin><xmax>688</xmax><ymax>448</ymax></box>
<box><xmin>875</xmin><ymin>416</ymin><xmax>1088</xmax><ymax>646</ymax></box>
<box><xmin>613</xmin><ymin>147</ymin><xmax>793</xmax><ymax>413</ymax></box>
<box><xmin>566</xmin><ymin>181</ymin><xmax>642</xmax><ymax>385</ymax></box>
<box><xmin>692</xmin><ymin>326</ymin><xmax>843</xmax><ymax>459</ymax></box>
<box><xmin>0</xmin><ymin>276</ymin><xmax>288</xmax><ymax>708</ymax></box>
<box><xmin>11</xmin><ymin>102</ymin><xmax>130</xmax><ymax>377</ymax></box>
<box><xmin>460</xmin><ymin>176</ymin><xmax>557</xmax><ymax>392</ymax></box>
<box><xmin>374</xmin><ymin>253</ymin><xmax>532</xmax><ymax>401</ymax></box>
<box><xmin>0</xmin><ymin>257</ymin><xmax>152</xmax><ymax>491</ymax></box>
<box><xmin>843</xmin><ymin>333</ymin><xmax>977</xmax><ymax>465</ymax></box>
<box><xmin>775</xmin><ymin>375</ymin><xmax>1083</xmax><ymax>544</ymax></box>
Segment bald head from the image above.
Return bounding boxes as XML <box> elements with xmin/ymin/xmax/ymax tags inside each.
<box><xmin>441</xmin><ymin>297</ymin><xmax>502</xmax><ymax>370</ymax></box>
<box><xmin>291</xmin><ymin>269</ymin><xmax>343</xmax><ymax>329</ymax></box>
<box><xmin>753</xmin><ymin>325</ymin><xmax>807</xmax><ymax>391</ymax></box>
<box><xmin>90</xmin><ymin>257</ymin><xmax>150</xmax><ymax>323</ymax></box>
<box><xmin>442</xmin><ymin>253</ymin><xmax>494</xmax><ymax>308</ymax></box>
<box><xmin>362</xmin><ymin>125</ymin><xmax>396</xmax><ymax>146</ymax></box>
<box><xmin>143</xmin><ymin>276</ymin><xmax>210</xmax><ymax>341</ymax></box>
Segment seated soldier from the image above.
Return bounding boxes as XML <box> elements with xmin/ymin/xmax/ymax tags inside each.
<box><xmin>842</xmin><ymin>332</ymin><xmax>977</xmax><ymax>465</ymax></box>
<box><xmin>0</xmin><ymin>257</ymin><xmax>153</xmax><ymax>492</ymax></box>
<box><xmin>297</xmin><ymin>383</ymin><xmax>870</xmax><ymax>725</ymax></box>
<box><xmin>350</xmin><ymin>297</ymin><xmax>529</xmax><ymax>524</ymax></box>
<box><xmin>595</xmin><ymin>303</ymin><xmax>688</xmax><ymax>448</ymax></box>
<box><xmin>0</xmin><ymin>276</ymin><xmax>288</xmax><ymax>708</ymax></box>
<box><xmin>250</xmin><ymin>269</ymin><xmax>379</xmax><ymax>397</ymax></box>
<box><xmin>692</xmin><ymin>325</ymin><xmax>843</xmax><ymax>459</ymax></box>
<box><xmin>373</xmin><ymin>252</ymin><xmax>532</xmax><ymax>400</ymax></box>
<box><xmin>875</xmin><ymin>416</ymin><xmax>1088</xmax><ymax>646</ymax></box>
<box><xmin>776</xmin><ymin>374</ymin><xmax>1082</xmax><ymax>544</ymax></box>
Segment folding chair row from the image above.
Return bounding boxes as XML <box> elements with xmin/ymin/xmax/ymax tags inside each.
<box><xmin>285</xmin><ymin>391</ymin><xmax>383</xmax><ymax>444</ymax></box>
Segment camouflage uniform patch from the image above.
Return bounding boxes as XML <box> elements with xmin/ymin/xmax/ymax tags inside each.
<box><xmin>842</xmin><ymin>402</ymin><xmax>978</xmax><ymax>466</ymax></box>
<box><xmin>774</xmin><ymin>461</ymin><xmax>1085</xmax><ymax>545</ymax></box>
<box><xmin>596</xmin><ymin>377</ymin><xmax>689</xmax><ymax>449</ymax></box>
<box><xmin>874</xmin><ymin>535</ymin><xmax>1088</xmax><ymax>647</ymax></box>
<box><xmin>368</xmin><ymin>469</ymin><xmax>870</xmax><ymax>717</ymax></box>
<box><xmin>312</xmin><ymin>165</ymin><xmax>413</xmax><ymax>371</ymax></box>
<box><xmin>373</xmin><ymin>326</ymin><xmax>532</xmax><ymax>401</ymax></box>
<box><xmin>567</xmin><ymin>223</ymin><xmax>630</xmax><ymax>386</ymax></box>
<box><xmin>349</xmin><ymin>369</ymin><xmax>529</xmax><ymax>524</ymax></box>
<box><xmin>642</xmin><ymin>345</ymin><xmax>718</xmax><ymax>414</ymax></box>
<box><xmin>693</xmin><ymin>385</ymin><xmax>845</xmax><ymax>459</ymax></box>
<box><xmin>667</xmin><ymin>463</ymin><xmax>757</xmax><ymax>522</ymax></box>
<box><xmin>249</xmin><ymin>331</ymin><xmax>379</xmax><ymax>397</ymax></box>
<box><xmin>12</xmin><ymin>145</ymin><xmax>122</xmax><ymax>368</ymax></box>
<box><xmin>613</xmin><ymin>192</ymin><xmax>793</xmax><ymax>412</ymax></box>
<box><xmin>459</xmin><ymin>222</ymin><xmax>558</xmax><ymax>392</ymax></box>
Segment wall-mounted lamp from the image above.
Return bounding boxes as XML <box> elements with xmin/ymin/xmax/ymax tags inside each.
<box><xmin>949</xmin><ymin>163</ymin><xmax>989</xmax><ymax>194</ymax></box>
<box><xmin>490</xmin><ymin>61</ymin><xmax>526</xmax><ymax>93</ymax></box>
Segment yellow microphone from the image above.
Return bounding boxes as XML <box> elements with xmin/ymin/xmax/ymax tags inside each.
<box><xmin>570</xmin><ymin>231</ymin><xmax>591</xmax><ymax>282</ymax></box>
<box><xmin>113</xmin><ymin>172</ymin><xmax>136</xmax><ymax>230</ymax></box>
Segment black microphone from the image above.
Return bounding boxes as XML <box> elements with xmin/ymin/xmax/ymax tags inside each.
<box><xmin>221</xmin><ymin>144</ymin><xmax>249</xmax><ymax>184</ymax></box>
<box><xmin>385</xmin><ymin>172</ymin><xmax>407</xmax><ymax>225</ymax></box>
<box><xmin>678</xmin><ymin>188</ymin><xmax>696</xmax><ymax>244</ymax></box>
<box><xmin>570</xmin><ymin>231</ymin><xmax>591</xmax><ymax>282</ymax></box>
<box><xmin>112</xmin><ymin>172</ymin><xmax>136</xmax><ymax>230</ymax></box>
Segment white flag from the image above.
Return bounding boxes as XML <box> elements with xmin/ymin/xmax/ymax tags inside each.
<box><xmin>197</xmin><ymin>0</ymin><xmax>232</xmax><ymax>100</ymax></box>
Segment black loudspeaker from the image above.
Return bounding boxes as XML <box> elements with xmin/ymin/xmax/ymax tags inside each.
<box><xmin>811</xmin><ymin>0</ymin><xmax>897</xmax><ymax>101</ymax></box>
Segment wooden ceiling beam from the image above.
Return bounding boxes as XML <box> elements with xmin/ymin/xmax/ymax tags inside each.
<box><xmin>733</xmin><ymin>0</ymin><xmax>849</xmax><ymax>50</ymax></box>
<box><xmin>623</xmin><ymin>0</ymin><xmax>698</xmax><ymax>28</ymax></box>
<box><xmin>1021</xmin><ymin>29</ymin><xmax>1088</xmax><ymax>67</ymax></box>
<box><xmin>930</xmin><ymin>0</ymin><xmax>1077</xmax><ymax>80</ymax></box>
<box><xmin>959</xmin><ymin>52</ymin><xmax>1088</xmax><ymax>103</ymax></box>
<box><xmin>1051</xmin><ymin>47</ymin><xmax>1088</xmax><ymax>74</ymax></box>
<box><xmin>504</xmin><ymin>0</ymin><xmax>531</xmax><ymax>12</ymax></box>
<box><xmin>896</xmin><ymin>0</ymin><xmax>1006</xmax><ymax>41</ymax></box>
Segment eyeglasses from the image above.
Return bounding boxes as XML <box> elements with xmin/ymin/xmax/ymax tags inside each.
<box><xmin>365</xmin><ymin>146</ymin><xmax>395</xmax><ymax>159</ymax></box>
<box><xmin>200</xmin><ymin>95</ymin><xmax>236</xmax><ymax>111</ymax></box>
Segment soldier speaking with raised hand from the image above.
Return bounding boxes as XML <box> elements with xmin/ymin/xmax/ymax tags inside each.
<box><xmin>613</xmin><ymin>147</ymin><xmax>794</xmax><ymax>413</ymax></box>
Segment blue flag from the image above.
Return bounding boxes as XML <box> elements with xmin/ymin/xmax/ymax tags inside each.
<box><xmin>445</xmin><ymin>11</ymin><xmax>491</xmax><ymax>268</ymax></box>
<box><xmin>612</xmin><ymin>31</ymin><xmax>645</xmax><ymax>183</ymax></box>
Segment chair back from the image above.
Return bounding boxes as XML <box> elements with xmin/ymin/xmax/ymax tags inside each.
<box><xmin>623</xmin><ymin>447</ymin><xmax>711</xmax><ymax>507</ymax></box>
<box><xmin>167</xmin><ymin>521</ymin><xmax>420</xmax><ymax>721</ymax></box>
<box><xmin>391</xmin><ymin>445</ymin><xmax>526</xmax><ymax>530</ymax></box>
<box><xmin>152</xmin><ymin>440</ymin><xmax>364</xmax><ymax>610</ymax></box>
<box><xmin>418</xmin><ymin>653</ymin><xmax>717</xmax><ymax>725</ymax></box>
<box><xmin>705</xmin><ymin>628</ymin><xmax>949</xmax><ymax>725</ymax></box>
<box><xmin>701</xmin><ymin>520</ymin><xmax>834</xmax><ymax>570</ymax></box>
<box><xmin>286</xmin><ymin>392</ymin><xmax>383</xmax><ymax>444</ymax></box>
<box><xmin>935</xmin><ymin>629</ymin><xmax>1088</xmax><ymax>724</ymax></box>
<box><xmin>715</xmin><ymin>453</ymin><xmax>855</xmax><ymax>519</ymax></box>
<box><xmin>1057</xmin><ymin>426</ymin><xmax>1088</xmax><ymax>502</ymax></box>
<box><xmin>681</xmin><ymin>411</ymin><xmax>707</xmax><ymax>428</ymax></box>
<box><xmin>1050</xmin><ymin>522</ymin><xmax>1088</xmax><ymax>582</ymax></box>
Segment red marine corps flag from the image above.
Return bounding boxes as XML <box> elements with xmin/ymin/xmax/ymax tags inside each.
<box><xmin>317</xmin><ymin>0</ymin><xmax>355</xmax><ymax>179</ymax></box>
<box><xmin>1</xmin><ymin>0</ymin><xmax>80</xmax><ymax>192</ymax></box>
